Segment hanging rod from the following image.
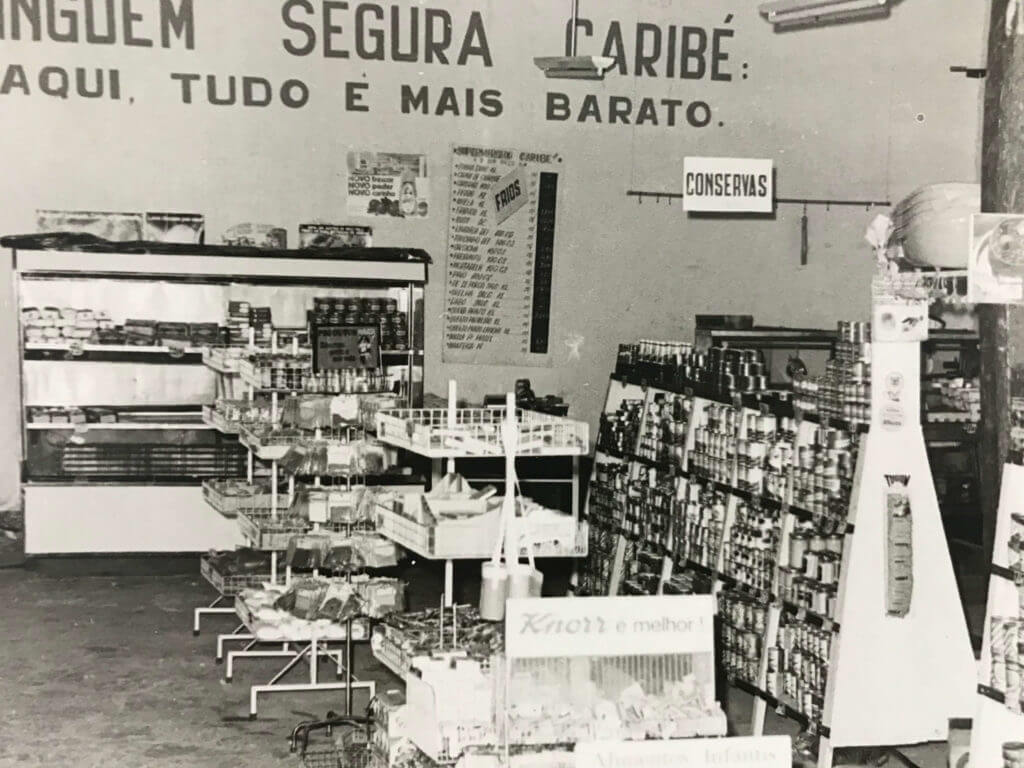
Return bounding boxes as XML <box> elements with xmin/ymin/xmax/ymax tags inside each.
<box><xmin>625</xmin><ymin>190</ymin><xmax>891</xmax><ymax>208</ymax></box>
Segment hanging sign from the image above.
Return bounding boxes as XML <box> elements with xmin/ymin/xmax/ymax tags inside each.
<box><xmin>682</xmin><ymin>157</ymin><xmax>774</xmax><ymax>213</ymax></box>
<box><xmin>312</xmin><ymin>325</ymin><xmax>380</xmax><ymax>371</ymax></box>
<box><xmin>489</xmin><ymin>166</ymin><xmax>529</xmax><ymax>225</ymax></box>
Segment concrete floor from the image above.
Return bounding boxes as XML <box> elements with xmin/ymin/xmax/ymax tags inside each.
<box><xmin>0</xmin><ymin>558</ymin><xmax>956</xmax><ymax>768</ymax></box>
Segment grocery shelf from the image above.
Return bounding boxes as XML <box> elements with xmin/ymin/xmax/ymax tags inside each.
<box><xmin>23</xmin><ymin>341</ymin><xmax>204</xmax><ymax>364</ymax></box>
<box><xmin>26</xmin><ymin>421</ymin><xmax>213</xmax><ymax>431</ymax></box>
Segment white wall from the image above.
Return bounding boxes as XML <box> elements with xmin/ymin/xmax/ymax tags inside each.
<box><xmin>0</xmin><ymin>0</ymin><xmax>987</xmax><ymax>511</ymax></box>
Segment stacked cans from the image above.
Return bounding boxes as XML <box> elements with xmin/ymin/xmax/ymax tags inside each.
<box><xmin>704</xmin><ymin>346</ymin><xmax>768</xmax><ymax>395</ymax></box>
<box><xmin>597</xmin><ymin>399</ymin><xmax>644</xmax><ymax>456</ymax></box>
<box><xmin>310</xmin><ymin>296</ymin><xmax>408</xmax><ymax>350</ymax></box>
<box><xmin>692</xmin><ymin>403</ymin><xmax>740</xmax><ymax>485</ymax></box>
<box><xmin>675</xmin><ymin>481</ymin><xmax>727</xmax><ymax>570</ymax></box>
<box><xmin>793</xmin><ymin>321</ymin><xmax>871</xmax><ymax>424</ymax></box>
<box><xmin>768</xmin><ymin>617</ymin><xmax>833</xmax><ymax>722</ymax></box>
<box><xmin>990</xmin><ymin>617</ymin><xmax>1023</xmax><ymax>714</ymax></box>
<box><xmin>791</xmin><ymin>426</ymin><xmax>858</xmax><ymax>519</ymax></box>
<box><xmin>779</xmin><ymin>526</ymin><xmax>845</xmax><ymax>619</ymax></box>
<box><xmin>637</xmin><ymin>392</ymin><xmax>693</xmax><ymax>467</ymax></box>
<box><xmin>722</xmin><ymin>500</ymin><xmax>781</xmax><ymax>594</ymax></box>
<box><xmin>719</xmin><ymin>590</ymin><xmax>768</xmax><ymax>684</ymax></box>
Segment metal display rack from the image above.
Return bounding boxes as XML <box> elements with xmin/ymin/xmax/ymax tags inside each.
<box><xmin>374</xmin><ymin>382</ymin><xmax>589</xmax><ymax>607</ymax></box>
<box><xmin>582</xmin><ymin>332</ymin><xmax>976</xmax><ymax>768</ymax></box>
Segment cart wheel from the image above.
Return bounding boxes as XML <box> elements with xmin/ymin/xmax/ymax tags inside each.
<box><xmin>225</xmin><ymin>676</ymin><xmax>232</xmax><ymax>683</ymax></box>
<box><xmin>215</xmin><ymin>658</ymin><xmax>223</xmax><ymax>665</ymax></box>
<box><xmin>193</xmin><ymin>629</ymin><xmax>200</xmax><ymax>637</ymax></box>
<box><xmin>248</xmin><ymin>713</ymin><xmax>257</xmax><ymax>721</ymax></box>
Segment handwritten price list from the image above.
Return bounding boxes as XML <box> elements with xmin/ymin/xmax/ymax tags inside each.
<box><xmin>443</xmin><ymin>146</ymin><xmax>559</xmax><ymax>366</ymax></box>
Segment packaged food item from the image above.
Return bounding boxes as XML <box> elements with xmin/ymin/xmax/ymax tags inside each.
<box><xmin>221</xmin><ymin>223</ymin><xmax>287</xmax><ymax>249</ymax></box>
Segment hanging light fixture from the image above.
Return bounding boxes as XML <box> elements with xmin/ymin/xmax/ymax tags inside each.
<box><xmin>533</xmin><ymin>0</ymin><xmax>615</xmax><ymax>80</ymax></box>
<box><xmin>759</xmin><ymin>0</ymin><xmax>890</xmax><ymax>28</ymax></box>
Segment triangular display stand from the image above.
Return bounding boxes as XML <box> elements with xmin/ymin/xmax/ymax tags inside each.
<box><xmin>967</xmin><ymin>462</ymin><xmax>1024</xmax><ymax>768</ymax></box>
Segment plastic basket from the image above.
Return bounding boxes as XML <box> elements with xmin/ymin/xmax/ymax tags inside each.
<box><xmin>375</xmin><ymin>499</ymin><xmax>587</xmax><ymax>560</ymax></box>
<box><xmin>237</xmin><ymin>509</ymin><xmax>373</xmax><ymax>551</ymax></box>
<box><xmin>375</xmin><ymin>407</ymin><xmax>588</xmax><ymax>458</ymax></box>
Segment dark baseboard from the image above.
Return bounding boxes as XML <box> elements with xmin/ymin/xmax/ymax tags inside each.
<box><xmin>23</xmin><ymin>552</ymin><xmax>201</xmax><ymax>577</ymax></box>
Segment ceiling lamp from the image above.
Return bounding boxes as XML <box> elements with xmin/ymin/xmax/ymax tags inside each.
<box><xmin>533</xmin><ymin>0</ymin><xmax>616</xmax><ymax>81</ymax></box>
<box><xmin>759</xmin><ymin>0</ymin><xmax>890</xmax><ymax>28</ymax></box>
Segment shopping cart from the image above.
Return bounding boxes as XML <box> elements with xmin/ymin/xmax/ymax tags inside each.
<box><xmin>290</xmin><ymin>712</ymin><xmax>374</xmax><ymax>768</ymax></box>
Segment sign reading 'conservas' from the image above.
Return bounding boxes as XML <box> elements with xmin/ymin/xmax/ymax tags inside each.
<box><xmin>683</xmin><ymin>157</ymin><xmax>774</xmax><ymax>213</ymax></box>
<box><xmin>443</xmin><ymin>145</ymin><xmax>561</xmax><ymax>367</ymax></box>
<box><xmin>504</xmin><ymin>595</ymin><xmax>715</xmax><ymax>658</ymax></box>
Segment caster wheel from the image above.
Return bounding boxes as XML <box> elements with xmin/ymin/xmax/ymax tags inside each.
<box><xmin>249</xmin><ymin>713</ymin><xmax>257</xmax><ymax>721</ymax></box>
<box><xmin>215</xmin><ymin>658</ymin><xmax>223</xmax><ymax>665</ymax></box>
<box><xmin>225</xmin><ymin>677</ymin><xmax>233</xmax><ymax>684</ymax></box>
<box><xmin>192</xmin><ymin>630</ymin><xmax>200</xmax><ymax>637</ymax></box>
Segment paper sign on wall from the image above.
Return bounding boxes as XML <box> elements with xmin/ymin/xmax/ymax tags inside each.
<box><xmin>443</xmin><ymin>145</ymin><xmax>561</xmax><ymax>368</ymax></box>
<box><xmin>683</xmin><ymin>157</ymin><xmax>774</xmax><ymax>213</ymax></box>
<box><xmin>490</xmin><ymin>166</ymin><xmax>529</xmax><ymax>225</ymax></box>
<box><xmin>347</xmin><ymin>152</ymin><xmax>430</xmax><ymax>219</ymax></box>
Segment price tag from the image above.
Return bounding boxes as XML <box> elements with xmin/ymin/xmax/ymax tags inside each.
<box><xmin>820</xmin><ymin>416</ymin><xmax>831</xmax><ymax>430</ymax></box>
<box><xmin>808</xmin><ymin>722</ymin><xmax>819</xmax><ymax>736</ymax></box>
<box><xmin>796</xmin><ymin>608</ymin><xmax>808</xmax><ymax>622</ymax></box>
<box><xmin>823</xmin><ymin>619</ymin><xmax>835</xmax><ymax>632</ymax></box>
<box><xmin>732</xmin><ymin>392</ymin><xmax>744</xmax><ymax>409</ymax></box>
<box><xmin>793</xmin><ymin>405</ymin><xmax>804</xmax><ymax>422</ymax></box>
<box><xmin>759</xmin><ymin>402</ymin><xmax>771</xmax><ymax>416</ymax></box>
<box><xmin>66</xmin><ymin>340</ymin><xmax>84</xmax><ymax>358</ymax></box>
<box><xmin>775</xmin><ymin>704</ymin><xmax>787</xmax><ymax>717</ymax></box>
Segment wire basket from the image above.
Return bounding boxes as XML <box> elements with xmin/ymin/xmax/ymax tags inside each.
<box><xmin>375</xmin><ymin>407</ymin><xmax>588</xmax><ymax>458</ymax></box>
<box><xmin>202</xmin><ymin>478</ymin><xmax>288</xmax><ymax>518</ymax></box>
<box><xmin>199</xmin><ymin>553</ymin><xmax>271</xmax><ymax>597</ymax></box>
<box><xmin>293</xmin><ymin>716</ymin><xmax>375</xmax><ymax>768</ymax></box>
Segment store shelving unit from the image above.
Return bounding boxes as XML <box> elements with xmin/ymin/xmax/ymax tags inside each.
<box><xmin>374</xmin><ymin>382</ymin><xmax>589</xmax><ymax>607</ymax></box>
<box><xmin>967</xmin><ymin>462</ymin><xmax>1024</xmax><ymax>768</ymax></box>
<box><xmin>9</xmin><ymin>237</ymin><xmax>428</xmax><ymax>557</ymax></box>
<box><xmin>582</xmin><ymin>336</ymin><xmax>975</xmax><ymax>768</ymax></box>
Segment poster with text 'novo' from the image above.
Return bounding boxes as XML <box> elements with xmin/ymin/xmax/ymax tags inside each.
<box><xmin>347</xmin><ymin>152</ymin><xmax>430</xmax><ymax>219</ymax></box>
<box><xmin>443</xmin><ymin>145</ymin><xmax>561</xmax><ymax>366</ymax></box>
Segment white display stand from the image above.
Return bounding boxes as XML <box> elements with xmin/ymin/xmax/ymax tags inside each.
<box><xmin>375</xmin><ymin>381</ymin><xmax>589</xmax><ymax>607</ymax></box>
<box><xmin>815</xmin><ymin>340</ymin><xmax>975</xmax><ymax>764</ymax></box>
<box><xmin>967</xmin><ymin>462</ymin><xmax>1024</xmax><ymax>768</ymax></box>
<box><xmin>584</xmin><ymin>337</ymin><xmax>976</xmax><ymax>768</ymax></box>
<box><xmin>503</xmin><ymin>594</ymin><xmax>727</xmax><ymax>762</ymax></box>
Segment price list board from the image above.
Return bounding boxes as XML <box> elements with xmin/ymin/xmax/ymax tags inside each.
<box><xmin>442</xmin><ymin>145</ymin><xmax>561</xmax><ymax>366</ymax></box>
